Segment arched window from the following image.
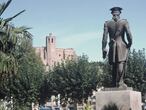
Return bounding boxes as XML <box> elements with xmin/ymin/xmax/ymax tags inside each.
<box><xmin>52</xmin><ymin>38</ymin><xmax>53</xmax><ymax>43</ymax></box>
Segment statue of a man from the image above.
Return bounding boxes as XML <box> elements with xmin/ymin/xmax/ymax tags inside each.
<box><xmin>102</xmin><ymin>7</ymin><xmax>132</xmax><ymax>87</ymax></box>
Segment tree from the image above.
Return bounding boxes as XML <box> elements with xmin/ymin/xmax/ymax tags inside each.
<box><xmin>0</xmin><ymin>0</ymin><xmax>26</xmax><ymax>75</ymax></box>
<box><xmin>0</xmin><ymin>0</ymin><xmax>32</xmax><ymax>99</ymax></box>
<box><xmin>43</xmin><ymin>55</ymin><xmax>100</xmax><ymax>105</ymax></box>
<box><xmin>125</xmin><ymin>49</ymin><xmax>146</xmax><ymax>101</ymax></box>
<box><xmin>0</xmin><ymin>1</ymin><xmax>45</xmax><ymax>109</ymax></box>
<box><xmin>0</xmin><ymin>35</ymin><xmax>45</xmax><ymax>109</ymax></box>
<box><xmin>39</xmin><ymin>72</ymin><xmax>52</xmax><ymax>105</ymax></box>
<box><xmin>11</xmin><ymin>47</ymin><xmax>45</xmax><ymax>109</ymax></box>
<box><xmin>100</xmin><ymin>60</ymin><xmax>113</xmax><ymax>87</ymax></box>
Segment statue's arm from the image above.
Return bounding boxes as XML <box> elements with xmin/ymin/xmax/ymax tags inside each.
<box><xmin>125</xmin><ymin>20</ymin><xmax>132</xmax><ymax>48</ymax></box>
<box><xmin>102</xmin><ymin>21</ymin><xmax>108</xmax><ymax>59</ymax></box>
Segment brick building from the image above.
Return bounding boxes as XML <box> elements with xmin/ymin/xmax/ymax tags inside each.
<box><xmin>34</xmin><ymin>33</ymin><xmax>76</xmax><ymax>70</ymax></box>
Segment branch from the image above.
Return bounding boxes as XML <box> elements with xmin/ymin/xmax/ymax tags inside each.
<box><xmin>0</xmin><ymin>0</ymin><xmax>12</xmax><ymax>16</ymax></box>
<box><xmin>4</xmin><ymin>10</ymin><xmax>25</xmax><ymax>23</ymax></box>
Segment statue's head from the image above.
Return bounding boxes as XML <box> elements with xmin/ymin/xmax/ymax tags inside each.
<box><xmin>110</xmin><ymin>7</ymin><xmax>122</xmax><ymax>21</ymax></box>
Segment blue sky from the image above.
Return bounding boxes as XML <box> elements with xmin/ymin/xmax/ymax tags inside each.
<box><xmin>1</xmin><ymin>0</ymin><xmax>146</xmax><ymax>61</ymax></box>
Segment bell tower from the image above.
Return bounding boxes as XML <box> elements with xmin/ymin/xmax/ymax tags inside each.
<box><xmin>46</xmin><ymin>33</ymin><xmax>56</xmax><ymax>67</ymax></box>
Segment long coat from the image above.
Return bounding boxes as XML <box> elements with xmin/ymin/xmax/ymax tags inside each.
<box><xmin>102</xmin><ymin>19</ymin><xmax>132</xmax><ymax>65</ymax></box>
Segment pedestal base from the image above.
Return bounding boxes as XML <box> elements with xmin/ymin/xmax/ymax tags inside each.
<box><xmin>96</xmin><ymin>89</ymin><xmax>142</xmax><ymax>110</ymax></box>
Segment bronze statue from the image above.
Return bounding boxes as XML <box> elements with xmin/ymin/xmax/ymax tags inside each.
<box><xmin>102</xmin><ymin>7</ymin><xmax>132</xmax><ymax>87</ymax></box>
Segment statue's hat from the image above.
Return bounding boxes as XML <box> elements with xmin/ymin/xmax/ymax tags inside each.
<box><xmin>110</xmin><ymin>7</ymin><xmax>122</xmax><ymax>13</ymax></box>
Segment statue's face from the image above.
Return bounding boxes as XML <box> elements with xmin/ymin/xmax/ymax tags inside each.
<box><xmin>112</xmin><ymin>11</ymin><xmax>120</xmax><ymax>21</ymax></box>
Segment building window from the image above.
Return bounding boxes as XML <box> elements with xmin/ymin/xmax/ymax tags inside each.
<box><xmin>52</xmin><ymin>38</ymin><xmax>53</xmax><ymax>43</ymax></box>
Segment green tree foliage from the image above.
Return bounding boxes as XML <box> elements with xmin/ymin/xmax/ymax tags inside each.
<box><xmin>0</xmin><ymin>31</ymin><xmax>45</xmax><ymax>109</ymax></box>
<box><xmin>39</xmin><ymin>72</ymin><xmax>52</xmax><ymax>105</ymax></box>
<box><xmin>0</xmin><ymin>0</ymin><xmax>26</xmax><ymax>75</ymax></box>
<box><xmin>0</xmin><ymin>1</ymin><xmax>45</xmax><ymax>109</ymax></box>
<box><xmin>0</xmin><ymin>0</ymin><xmax>32</xmax><ymax>98</ymax></box>
<box><xmin>43</xmin><ymin>55</ymin><xmax>100</xmax><ymax>104</ymax></box>
<box><xmin>100</xmin><ymin>60</ymin><xmax>113</xmax><ymax>87</ymax></box>
<box><xmin>12</xmin><ymin>47</ymin><xmax>44</xmax><ymax>109</ymax></box>
<box><xmin>125</xmin><ymin>49</ymin><xmax>146</xmax><ymax>100</ymax></box>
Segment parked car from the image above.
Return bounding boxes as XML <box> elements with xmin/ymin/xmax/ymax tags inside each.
<box><xmin>144</xmin><ymin>105</ymin><xmax>146</xmax><ymax>110</ymax></box>
<box><xmin>142</xmin><ymin>103</ymin><xmax>146</xmax><ymax>110</ymax></box>
<box><xmin>39</xmin><ymin>106</ymin><xmax>53</xmax><ymax>110</ymax></box>
<box><xmin>53</xmin><ymin>107</ymin><xmax>60</xmax><ymax>110</ymax></box>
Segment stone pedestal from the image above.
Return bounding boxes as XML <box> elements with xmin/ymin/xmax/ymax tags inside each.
<box><xmin>96</xmin><ymin>89</ymin><xmax>142</xmax><ymax>110</ymax></box>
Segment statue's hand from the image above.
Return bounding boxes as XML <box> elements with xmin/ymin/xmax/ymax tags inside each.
<box><xmin>126</xmin><ymin>43</ymin><xmax>132</xmax><ymax>49</ymax></box>
<box><xmin>103</xmin><ymin>49</ymin><xmax>107</xmax><ymax>59</ymax></box>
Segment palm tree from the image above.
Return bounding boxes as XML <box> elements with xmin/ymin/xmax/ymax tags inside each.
<box><xmin>0</xmin><ymin>0</ymin><xmax>32</xmax><ymax>98</ymax></box>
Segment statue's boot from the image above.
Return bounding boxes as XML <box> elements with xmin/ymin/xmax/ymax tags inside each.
<box><xmin>118</xmin><ymin>80</ymin><xmax>127</xmax><ymax>89</ymax></box>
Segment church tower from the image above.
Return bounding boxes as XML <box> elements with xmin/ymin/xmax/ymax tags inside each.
<box><xmin>46</xmin><ymin>33</ymin><xmax>56</xmax><ymax>67</ymax></box>
<box><xmin>34</xmin><ymin>33</ymin><xmax>76</xmax><ymax>71</ymax></box>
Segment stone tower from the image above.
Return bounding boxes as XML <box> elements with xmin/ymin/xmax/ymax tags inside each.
<box><xmin>46</xmin><ymin>33</ymin><xmax>56</xmax><ymax>67</ymax></box>
<box><xmin>34</xmin><ymin>33</ymin><xmax>76</xmax><ymax>70</ymax></box>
